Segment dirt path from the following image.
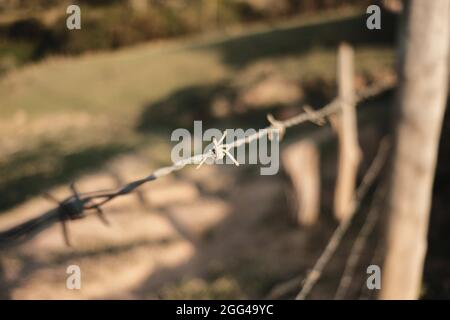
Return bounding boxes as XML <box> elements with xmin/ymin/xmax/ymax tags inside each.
<box><xmin>0</xmin><ymin>151</ymin><xmax>336</xmax><ymax>299</ymax></box>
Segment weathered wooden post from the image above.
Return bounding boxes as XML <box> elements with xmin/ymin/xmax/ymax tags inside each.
<box><xmin>129</xmin><ymin>0</ymin><xmax>148</xmax><ymax>13</ymax></box>
<box><xmin>380</xmin><ymin>0</ymin><xmax>450</xmax><ymax>299</ymax></box>
<box><xmin>282</xmin><ymin>140</ymin><xmax>320</xmax><ymax>226</ymax></box>
<box><xmin>332</xmin><ymin>43</ymin><xmax>361</xmax><ymax>221</ymax></box>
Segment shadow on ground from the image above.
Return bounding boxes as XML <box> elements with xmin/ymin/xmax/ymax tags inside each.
<box><xmin>194</xmin><ymin>11</ymin><xmax>397</xmax><ymax>69</ymax></box>
<box><xmin>136</xmin><ymin>79</ymin><xmax>337</xmax><ymax>136</ymax></box>
<box><xmin>0</xmin><ymin>142</ymin><xmax>133</xmax><ymax>212</ymax></box>
<box><xmin>130</xmin><ymin>92</ymin><xmax>394</xmax><ymax>299</ymax></box>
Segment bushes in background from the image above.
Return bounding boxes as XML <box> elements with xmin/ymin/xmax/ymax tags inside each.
<box><xmin>0</xmin><ymin>0</ymin><xmax>373</xmax><ymax>69</ymax></box>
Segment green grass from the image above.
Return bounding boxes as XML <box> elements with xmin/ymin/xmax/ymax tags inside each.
<box><xmin>0</xmin><ymin>40</ymin><xmax>35</xmax><ymax>72</ymax></box>
<box><xmin>0</xmin><ymin>9</ymin><xmax>395</xmax><ymax>117</ymax></box>
<box><xmin>0</xmin><ymin>10</ymin><xmax>396</xmax><ymax>212</ymax></box>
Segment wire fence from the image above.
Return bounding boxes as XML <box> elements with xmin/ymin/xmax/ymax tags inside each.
<box><xmin>265</xmin><ymin>137</ymin><xmax>390</xmax><ymax>300</ymax></box>
<box><xmin>0</xmin><ymin>82</ymin><xmax>392</xmax><ymax>250</ymax></box>
<box><xmin>296</xmin><ymin>137</ymin><xmax>390</xmax><ymax>300</ymax></box>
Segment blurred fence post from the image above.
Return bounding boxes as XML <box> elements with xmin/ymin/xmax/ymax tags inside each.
<box><xmin>201</xmin><ymin>0</ymin><xmax>220</xmax><ymax>31</ymax></box>
<box><xmin>380</xmin><ymin>0</ymin><xmax>450</xmax><ymax>300</ymax></box>
<box><xmin>332</xmin><ymin>43</ymin><xmax>361</xmax><ymax>222</ymax></box>
<box><xmin>129</xmin><ymin>0</ymin><xmax>148</xmax><ymax>13</ymax></box>
<box><xmin>282</xmin><ymin>140</ymin><xmax>320</xmax><ymax>226</ymax></box>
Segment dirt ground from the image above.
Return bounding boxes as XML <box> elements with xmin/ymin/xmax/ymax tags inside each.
<box><xmin>0</xmin><ymin>148</ymin><xmax>327</xmax><ymax>299</ymax></box>
<box><xmin>0</xmin><ymin>98</ymin><xmax>391</xmax><ymax>300</ymax></box>
<box><xmin>1</xmin><ymin>101</ymin><xmax>449</xmax><ymax>300</ymax></box>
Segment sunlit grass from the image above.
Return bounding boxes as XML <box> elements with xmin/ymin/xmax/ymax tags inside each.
<box><xmin>0</xmin><ymin>11</ymin><xmax>395</xmax><ymax>212</ymax></box>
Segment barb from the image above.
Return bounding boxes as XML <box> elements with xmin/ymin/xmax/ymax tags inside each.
<box><xmin>295</xmin><ymin>137</ymin><xmax>390</xmax><ymax>300</ymax></box>
<box><xmin>0</xmin><ymin>83</ymin><xmax>392</xmax><ymax>249</ymax></box>
<box><xmin>0</xmin><ymin>177</ymin><xmax>157</xmax><ymax>248</ymax></box>
<box><xmin>197</xmin><ymin>131</ymin><xmax>240</xmax><ymax>169</ymax></box>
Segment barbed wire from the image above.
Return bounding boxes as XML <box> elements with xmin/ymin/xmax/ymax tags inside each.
<box><xmin>265</xmin><ymin>137</ymin><xmax>390</xmax><ymax>300</ymax></box>
<box><xmin>295</xmin><ymin>137</ymin><xmax>390</xmax><ymax>300</ymax></box>
<box><xmin>0</xmin><ymin>83</ymin><xmax>393</xmax><ymax>249</ymax></box>
<box><xmin>333</xmin><ymin>177</ymin><xmax>387</xmax><ymax>299</ymax></box>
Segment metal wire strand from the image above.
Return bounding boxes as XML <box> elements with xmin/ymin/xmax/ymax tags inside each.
<box><xmin>295</xmin><ymin>137</ymin><xmax>391</xmax><ymax>300</ymax></box>
<box><xmin>0</xmin><ymin>83</ymin><xmax>392</xmax><ymax>249</ymax></box>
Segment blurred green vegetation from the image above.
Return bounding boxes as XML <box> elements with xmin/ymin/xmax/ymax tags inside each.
<box><xmin>0</xmin><ymin>0</ymin><xmax>372</xmax><ymax>73</ymax></box>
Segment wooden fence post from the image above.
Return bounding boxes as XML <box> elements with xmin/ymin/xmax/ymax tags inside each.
<box><xmin>380</xmin><ymin>0</ymin><xmax>450</xmax><ymax>299</ymax></box>
<box><xmin>332</xmin><ymin>43</ymin><xmax>361</xmax><ymax>221</ymax></box>
<box><xmin>282</xmin><ymin>140</ymin><xmax>320</xmax><ymax>226</ymax></box>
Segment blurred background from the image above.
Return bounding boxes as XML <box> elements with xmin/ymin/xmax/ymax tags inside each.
<box><xmin>0</xmin><ymin>0</ymin><xmax>448</xmax><ymax>299</ymax></box>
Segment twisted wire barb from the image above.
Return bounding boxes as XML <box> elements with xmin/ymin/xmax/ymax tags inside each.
<box><xmin>0</xmin><ymin>83</ymin><xmax>392</xmax><ymax>249</ymax></box>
